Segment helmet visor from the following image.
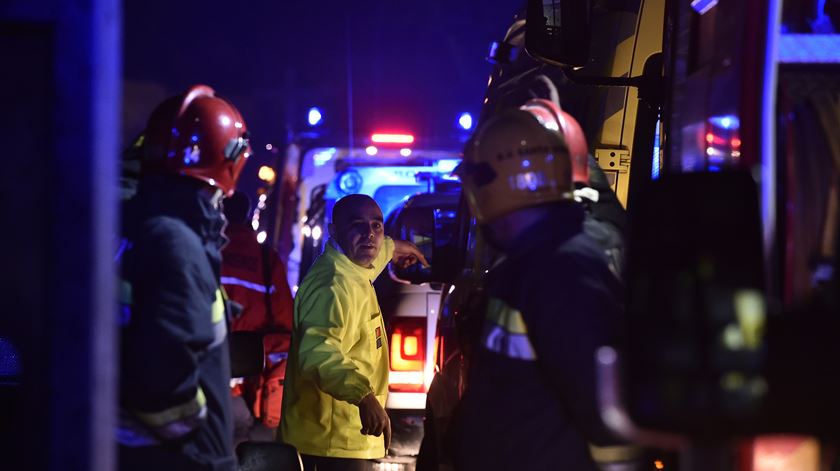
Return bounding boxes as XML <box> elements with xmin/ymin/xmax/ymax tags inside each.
<box><xmin>224</xmin><ymin>130</ymin><xmax>251</xmax><ymax>162</ymax></box>
<box><xmin>456</xmin><ymin>161</ymin><xmax>497</xmax><ymax>187</ymax></box>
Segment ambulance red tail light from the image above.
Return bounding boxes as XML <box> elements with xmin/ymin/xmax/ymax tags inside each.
<box><xmin>389</xmin><ymin>317</ymin><xmax>426</xmax><ymax>393</ymax></box>
<box><xmin>371</xmin><ymin>133</ymin><xmax>415</xmax><ymax>145</ymax></box>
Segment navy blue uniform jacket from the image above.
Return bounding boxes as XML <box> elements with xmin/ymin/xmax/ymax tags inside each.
<box><xmin>454</xmin><ymin>204</ymin><xmax>625</xmax><ymax>470</ymax></box>
<box><xmin>118</xmin><ymin>176</ymin><xmax>235</xmax><ymax>471</ymax></box>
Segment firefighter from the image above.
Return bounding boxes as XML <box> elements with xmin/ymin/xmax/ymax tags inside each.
<box><xmin>117</xmin><ymin>84</ymin><xmax>250</xmax><ymax>471</ymax></box>
<box><xmin>221</xmin><ymin>190</ymin><xmax>294</xmax><ymax>443</ymax></box>
<box><xmin>453</xmin><ymin>108</ymin><xmax>638</xmax><ymax>470</ymax></box>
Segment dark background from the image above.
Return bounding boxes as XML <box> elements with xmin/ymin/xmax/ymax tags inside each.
<box><xmin>123</xmin><ymin>1</ymin><xmax>519</xmax><ymax>194</ymax></box>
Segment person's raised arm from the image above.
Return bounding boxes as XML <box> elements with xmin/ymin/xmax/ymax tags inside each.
<box><xmin>391</xmin><ymin>239</ymin><xmax>430</xmax><ymax>269</ymax></box>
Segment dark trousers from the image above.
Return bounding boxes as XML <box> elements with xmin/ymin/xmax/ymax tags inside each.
<box><xmin>300</xmin><ymin>454</ymin><xmax>373</xmax><ymax>471</ymax></box>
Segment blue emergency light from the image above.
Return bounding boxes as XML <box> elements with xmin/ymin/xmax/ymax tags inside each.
<box><xmin>307</xmin><ymin>107</ymin><xmax>323</xmax><ymax>126</ymax></box>
<box><xmin>458</xmin><ymin>112</ymin><xmax>474</xmax><ymax>131</ymax></box>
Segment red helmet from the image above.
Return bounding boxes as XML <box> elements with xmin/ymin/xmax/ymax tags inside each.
<box><xmin>142</xmin><ymin>85</ymin><xmax>250</xmax><ymax>196</ymax></box>
<box><xmin>519</xmin><ymin>98</ymin><xmax>589</xmax><ymax>185</ymax></box>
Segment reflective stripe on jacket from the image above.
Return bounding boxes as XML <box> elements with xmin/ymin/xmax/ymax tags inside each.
<box><xmin>281</xmin><ymin>238</ymin><xmax>394</xmax><ymax>459</ymax></box>
<box><xmin>221</xmin><ymin>223</ymin><xmax>294</xmax><ymax>427</ymax></box>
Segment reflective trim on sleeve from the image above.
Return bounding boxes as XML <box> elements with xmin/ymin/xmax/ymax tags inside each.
<box><xmin>481</xmin><ymin>297</ymin><xmax>537</xmax><ymax>361</ymax></box>
<box><xmin>212</xmin><ymin>289</ymin><xmax>226</xmax><ymax>324</ymax></box>
<box><xmin>151</xmin><ymin>406</ymin><xmax>208</xmax><ymax>441</ymax></box>
<box><xmin>134</xmin><ymin>387</ymin><xmax>207</xmax><ymax>429</ymax></box>
<box><xmin>483</xmin><ymin>324</ymin><xmax>538</xmax><ymax>361</ymax></box>
<box><xmin>588</xmin><ymin>443</ymin><xmax>643</xmax><ymax>464</ymax></box>
<box><xmin>485</xmin><ymin>298</ymin><xmax>529</xmax><ymax>334</ymax></box>
<box><xmin>221</xmin><ymin>276</ymin><xmax>276</xmax><ymax>294</ymax></box>
<box><xmin>209</xmin><ymin>315</ymin><xmax>228</xmax><ymax>349</ymax></box>
<box><xmin>116</xmin><ymin>410</ymin><xmax>159</xmax><ymax>447</ymax></box>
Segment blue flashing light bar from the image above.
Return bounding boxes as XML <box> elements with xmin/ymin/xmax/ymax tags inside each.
<box><xmin>779</xmin><ymin>35</ymin><xmax>840</xmax><ymax>64</ymax></box>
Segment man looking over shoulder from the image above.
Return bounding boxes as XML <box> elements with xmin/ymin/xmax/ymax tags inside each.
<box><xmin>281</xmin><ymin>194</ymin><xmax>428</xmax><ymax>471</ymax></box>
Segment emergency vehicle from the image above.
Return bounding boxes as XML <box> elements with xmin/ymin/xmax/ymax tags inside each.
<box><xmin>283</xmin><ymin>142</ymin><xmax>460</xmax><ymax>291</ymax></box>
<box><xmin>260</xmin><ymin>133</ymin><xmax>462</xmax><ymax>469</ymax></box>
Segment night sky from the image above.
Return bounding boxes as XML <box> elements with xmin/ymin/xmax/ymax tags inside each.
<box><xmin>123</xmin><ymin>1</ymin><xmax>518</xmax><ymax>193</ymax></box>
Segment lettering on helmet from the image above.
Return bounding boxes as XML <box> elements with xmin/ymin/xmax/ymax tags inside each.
<box><xmin>495</xmin><ymin>150</ymin><xmax>515</xmax><ymax>161</ymax></box>
<box><xmin>496</xmin><ymin>145</ymin><xmax>565</xmax><ymax>161</ymax></box>
<box><xmin>517</xmin><ymin>145</ymin><xmax>565</xmax><ymax>157</ymax></box>
<box><xmin>508</xmin><ymin>171</ymin><xmax>552</xmax><ymax>191</ymax></box>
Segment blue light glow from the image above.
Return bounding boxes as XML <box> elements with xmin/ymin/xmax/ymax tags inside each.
<box><xmin>779</xmin><ymin>35</ymin><xmax>840</xmax><ymax>63</ymax></box>
<box><xmin>313</xmin><ymin>148</ymin><xmax>337</xmax><ymax>167</ymax></box>
<box><xmin>487</xmin><ymin>42</ymin><xmax>501</xmax><ymax>63</ymax></box>
<box><xmin>191</xmin><ymin>134</ymin><xmax>199</xmax><ymax>142</ymax></box>
<box><xmin>652</xmin><ymin>119</ymin><xmax>661</xmax><ymax>180</ymax></box>
<box><xmin>338</xmin><ymin>170</ymin><xmax>363</xmax><ymax>194</ymax></box>
<box><xmin>811</xmin><ymin>0</ymin><xmax>835</xmax><ymax>33</ymax></box>
<box><xmin>762</xmin><ymin>0</ymin><xmax>782</xmax><ymax>263</ymax></box>
<box><xmin>0</xmin><ymin>337</ymin><xmax>21</xmax><ymax>379</ymax></box>
<box><xmin>436</xmin><ymin>159</ymin><xmax>461</xmax><ymax>173</ymax></box>
<box><xmin>708</xmin><ymin>114</ymin><xmax>740</xmax><ymax>130</ymax></box>
<box><xmin>458</xmin><ymin>112</ymin><xmax>474</xmax><ymax>131</ymax></box>
<box><xmin>690</xmin><ymin>0</ymin><xmax>719</xmax><ymax>15</ymax></box>
<box><xmin>308</xmin><ymin>107</ymin><xmax>323</xmax><ymax>126</ymax></box>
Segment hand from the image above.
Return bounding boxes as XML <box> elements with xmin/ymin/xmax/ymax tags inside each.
<box><xmin>392</xmin><ymin>240</ymin><xmax>430</xmax><ymax>270</ymax></box>
<box><xmin>357</xmin><ymin>393</ymin><xmax>392</xmax><ymax>450</ymax></box>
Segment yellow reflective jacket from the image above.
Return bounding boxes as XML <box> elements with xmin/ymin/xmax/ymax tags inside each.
<box><xmin>280</xmin><ymin>238</ymin><xmax>394</xmax><ymax>459</ymax></box>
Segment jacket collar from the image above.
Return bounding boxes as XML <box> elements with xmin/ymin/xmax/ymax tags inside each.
<box><xmin>325</xmin><ymin>240</ymin><xmax>379</xmax><ymax>283</ymax></box>
<box><xmin>128</xmin><ymin>175</ymin><xmax>227</xmax><ymax>253</ymax></box>
<box><xmin>503</xmin><ymin>203</ymin><xmax>585</xmax><ymax>260</ymax></box>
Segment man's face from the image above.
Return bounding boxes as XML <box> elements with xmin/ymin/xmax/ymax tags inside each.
<box><xmin>331</xmin><ymin>200</ymin><xmax>385</xmax><ymax>267</ymax></box>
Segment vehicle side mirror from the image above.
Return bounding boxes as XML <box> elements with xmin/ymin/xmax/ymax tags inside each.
<box><xmin>623</xmin><ymin>171</ymin><xmax>768</xmax><ymax>436</ymax></box>
<box><xmin>388</xmin><ymin>204</ymin><xmax>461</xmax><ymax>285</ymax></box>
<box><xmin>624</xmin><ymin>170</ymin><xmax>840</xmax><ymax>437</ymax></box>
<box><xmin>525</xmin><ymin>0</ymin><xmax>592</xmax><ymax>67</ymax></box>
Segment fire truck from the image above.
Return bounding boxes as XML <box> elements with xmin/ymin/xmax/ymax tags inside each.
<box><xmin>386</xmin><ymin>1</ymin><xmax>840</xmax><ymax>470</ymax></box>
